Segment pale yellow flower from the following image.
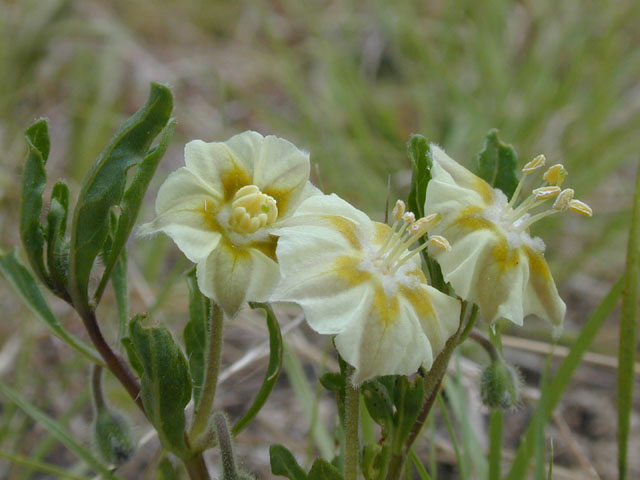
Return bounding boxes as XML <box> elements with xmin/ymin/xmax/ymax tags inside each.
<box><xmin>272</xmin><ymin>194</ymin><xmax>461</xmax><ymax>385</ymax></box>
<box><xmin>425</xmin><ymin>145</ymin><xmax>591</xmax><ymax>329</ymax></box>
<box><xmin>140</xmin><ymin>131</ymin><xmax>318</xmax><ymax>317</ymax></box>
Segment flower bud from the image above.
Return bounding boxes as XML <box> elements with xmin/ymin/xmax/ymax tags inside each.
<box><xmin>92</xmin><ymin>408</ymin><xmax>135</xmax><ymax>465</ymax></box>
<box><xmin>480</xmin><ymin>360</ymin><xmax>521</xmax><ymax>410</ymax></box>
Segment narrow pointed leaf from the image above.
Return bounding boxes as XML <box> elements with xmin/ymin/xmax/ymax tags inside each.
<box><xmin>184</xmin><ymin>268</ymin><xmax>210</xmax><ymax>407</ymax></box>
<box><xmin>95</xmin><ymin>119</ymin><xmax>176</xmax><ymax>303</ymax></box>
<box><xmin>232</xmin><ymin>302</ymin><xmax>283</xmax><ymax>436</ymax></box>
<box><xmin>0</xmin><ymin>380</ymin><xmax>118</xmax><ymax>479</ymax></box>
<box><xmin>129</xmin><ymin>314</ymin><xmax>191</xmax><ymax>458</ymax></box>
<box><xmin>46</xmin><ymin>181</ymin><xmax>70</xmax><ymax>297</ymax></box>
<box><xmin>20</xmin><ymin>118</ymin><xmax>51</xmax><ymax>287</ymax></box>
<box><xmin>269</xmin><ymin>445</ymin><xmax>307</xmax><ymax>480</ymax></box>
<box><xmin>69</xmin><ymin>83</ymin><xmax>173</xmax><ymax>315</ymax></box>
<box><xmin>617</xmin><ymin>162</ymin><xmax>640</xmax><ymax>479</ymax></box>
<box><xmin>506</xmin><ymin>276</ymin><xmax>624</xmax><ymax>480</ymax></box>
<box><xmin>476</xmin><ymin>129</ymin><xmax>519</xmax><ymax>199</ymax></box>
<box><xmin>0</xmin><ymin>250</ymin><xmax>101</xmax><ymax>364</ymax></box>
<box><xmin>407</xmin><ymin>134</ymin><xmax>432</xmax><ymax>219</ymax></box>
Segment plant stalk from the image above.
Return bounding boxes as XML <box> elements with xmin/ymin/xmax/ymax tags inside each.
<box><xmin>344</xmin><ymin>368</ymin><xmax>360</xmax><ymax>480</ymax></box>
<box><xmin>189</xmin><ymin>303</ymin><xmax>225</xmax><ymax>448</ymax></box>
<box><xmin>183</xmin><ymin>454</ymin><xmax>211</xmax><ymax>480</ymax></box>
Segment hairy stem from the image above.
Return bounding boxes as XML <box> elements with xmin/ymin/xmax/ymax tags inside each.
<box><xmin>183</xmin><ymin>454</ymin><xmax>211</xmax><ymax>480</ymax></box>
<box><xmin>468</xmin><ymin>330</ymin><xmax>500</xmax><ymax>361</ymax></box>
<box><xmin>189</xmin><ymin>303</ymin><xmax>225</xmax><ymax>448</ymax></box>
<box><xmin>344</xmin><ymin>368</ymin><xmax>360</xmax><ymax>480</ymax></box>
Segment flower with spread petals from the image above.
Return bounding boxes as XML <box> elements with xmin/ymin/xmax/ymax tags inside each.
<box><xmin>424</xmin><ymin>145</ymin><xmax>592</xmax><ymax>329</ymax></box>
<box><xmin>271</xmin><ymin>194</ymin><xmax>461</xmax><ymax>385</ymax></box>
<box><xmin>140</xmin><ymin>131</ymin><xmax>318</xmax><ymax>317</ymax></box>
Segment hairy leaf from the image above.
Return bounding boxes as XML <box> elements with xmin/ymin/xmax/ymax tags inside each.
<box><xmin>184</xmin><ymin>268</ymin><xmax>210</xmax><ymax>407</ymax></box>
<box><xmin>46</xmin><ymin>181</ymin><xmax>70</xmax><ymax>297</ymax></box>
<box><xmin>129</xmin><ymin>314</ymin><xmax>191</xmax><ymax>458</ymax></box>
<box><xmin>308</xmin><ymin>458</ymin><xmax>343</xmax><ymax>480</ymax></box>
<box><xmin>269</xmin><ymin>444</ymin><xmax>307</xmax><ymax>480</ymax></box>
<box><xmin>476</xmin><ymin>129</ymin><xmax>519</xmax><ymax>199</ymax></box>
<box><xmin>69</xmin><ymin>83</ymin><xmax>173</xmax><ymax>316</ymax></box>
<box><xmin>406</xmin><ymin>134</ymin><xmax>432</xmax><ymax>219</ymax></box>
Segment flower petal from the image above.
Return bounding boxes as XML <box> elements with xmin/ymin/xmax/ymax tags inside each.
<box><xmin>154</xmin><ymin>167</ymin><xmax>222</xmax><ymax>214</ymax></box>
<box><xmin>335</xmin><ymin>286</ymin><xmax>435</xmax><ymax>385</ymax></box>
<box><xmin>523</xmin><ymin>247</ymin><xmax>566</xmax><ymax>328</ymax></box>
<box><xmin>197</xmin><ymin>241</ymin><xmax>280</xmax><ymax>318</ymax></box>
<box><xmin>252</xmin><ymin>135</ymin><xmax>311</xmax><ymax>216</ymax></box>
<box><xmin>429</xmin><ymin>144</ymin><xmax>494</xmax><ymax>206</ymax></box>
<box><xmin>184</xmin><ymin>133</ymin><xmax>257</xmax><ymax>200</ymax></box>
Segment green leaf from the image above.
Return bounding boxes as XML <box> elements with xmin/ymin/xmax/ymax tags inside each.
<box><xmin>308</xmin><ymin>458</ymin><xmax>343</xmax><ymax>480</ymax></box>
<box><xmin>406</xmin><ymin>134</ymin><xmax>432</xmax><ymax>219</ymax></box>
<box><xmin>476</xmin><ymin>129</ymin><xmax>519</xmax><ymax>199</ymax></box>
<box><xmin>408</xmin><ymin>449</ymin><xmax>433</xmax><ymax>480</ymax></box>
<box><xmin>129</xmin><ymin>314</ymin><xmax>191</xmax><ymax>458</ymax></box>
<box><xmin>95</xmin><ymin>118</ymin><xmax>176</xmax><ymax>304</ymax></box>
<box><xmin>437</xmin><ymin>394</ymin><xmax>469</xmax><ymax>480</ymax></box>
<box><xmin>45</xmin><ymin>181</ymin><xmax>70</xmax><ymax>297</ymax></box>
<box><xmin>394</xmin><ymin>376</ymin><xmax>425</xmax><ymax>444</ymax></box>
<box><xmin>184</xmin><ymin>268</ymin><xmax>210</xmax><ymax>407</ymax></box>
<box><xmin>319</xmin><ymin>372</ymin><xmax>345</xmax><ymax>394</ymax></box>
<box><xmin>69</xmin><ymin>83</ymin><xmax>173</xmax><ymax>316</ymax></box>
<box><xmin>361</xmin><ymin>379</ymin><xmax>394</xmax><ymax>428</ymax></box>
<box><xmin>156</xmin><ymin>457</ymin><xmax>179</xmax><ymax>480</ymax></box>
<box><xmin>0</xmin><ymin>380</ymin><xmax>118</xmax><ymax>479</ymax></box>
<box><xmin>269</xmin><ymin>444</ymin><xmax>307</xmax><ymax>480</ymax></box>
<box><xmin>618</xmin><ymin>162</ymin><xmax>640</xmax><ymax>479</ymax></box>
<box><xmin>20</xmin><ymin>118</ymin><xmax>51</xmax><ymax>288</ymax></box>
<box><xmin>0</xmin><ymin>250</ymin><xmax>101</xmax><ymax>364</ymax></box>
<box><xmin>121</xmin><ymin>337</ymin><xmax>143</xmax><ymax>377</ymax></box>
<box><xmin>506</xmin><ymin>276</ymin><xmax>624</xmax><ymax>480</ymax></box>
<box><xmin>232</xmin><ymin>303</ymin><xmax>283</xmax><ymax>436</ymax></box>
<box><xmin>112</xmin><ymin>250</ymin><xmax>129</xmax><ymax>341</ymax></box>
<box><xmin>0</xmin><ymin>451</ymin><xmax>88</xmax><ymax>480</ymax></box>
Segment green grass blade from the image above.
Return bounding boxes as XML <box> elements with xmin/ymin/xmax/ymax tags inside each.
<box><xmin>0</xmin><ymin>451</ymin><xmax>89</xmax><ymax>480</ymax></box>
<box><xmin>505</xmin><ymin>275</ymin><xmax>624</xmax><ymax>480</ymax></box>
<box><xmin>0</xmin><ymin>250</ymin><xmax>101</xmax><ymax>364</ymax></box>
<box><xmin>409</xmin><ymin>449</ymin><xmax>433</xmax><ymax>480</ymax></box>
<box><xmin>617</xmin><ymin>162</ymin><xmax>640</xmax><ymax>479</ymax></box>
<box><xmin>0</xmin><ymin>380</ymin><xmax>119</xmax><ymax>479</ymax></box>
<box><xmin>283</xmin><ymin>343</ymin><xmax>333</xmax><ymax>460</ymax></box>
<box><xmin>437</xmin><ymin>393</ymin><xmax>468</xmax><ymax>480</ymax></box>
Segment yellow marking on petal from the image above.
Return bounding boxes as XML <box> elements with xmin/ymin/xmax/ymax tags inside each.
<box><xmin>373</xmin><ymin>222</ymin><xmax>391</xmax><ymax>246</ymax></box>
<box><xmin>331</xmin><ymin>255</ymin><xmax>371</xmax><ymax>287</ymax></box>
<box><xmin>249</xmin><ymin>237</ymin><xmax>278</xmax><ymax>261</ymax></box>
<box><xmin>523</xmin><ymin>246</ymin><xmax>562</xmax><ymax>324</ymax></box>
<box><xmin>220</xmin><ymin>164</ymin><xmax>252</xmax><ymax>202</ymax></box>
<box><xmin>371</xmin><ymin>283</ymin><xmax>400</xmax><ymax>327</ymax></box>
<box><xmin>453</xmin><ymin>205</ymin><xmax>494</xmax><ymax>232</ymax></box>
<box><xmin>474</xmin><ymin>177</ymin><xmax>495</xmax><ymax>205</ymax></box>
<box><xmin>399</xmin><ymin>285</ymin><xmax>445</xmax><ymax>350</ymax></box>
<box><xmin>263</xmin><ymin>187</ymin><xmax>294</xmax><ymax>219</ymax></box>
<box><xmin>327</xmin><ymin>216</ymin><xmax>362</xmax><ymax>250</ymax></box>
<box><xmin>491</xmin><ymin>236</ymin><xmax>521</xmax><ymax>272</ymax></box>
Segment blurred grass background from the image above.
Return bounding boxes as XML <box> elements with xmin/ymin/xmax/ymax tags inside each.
<box><xmin>0</xmin><ymin>0</ymin><xmax>638</xmax><ymax>478</ymax></box>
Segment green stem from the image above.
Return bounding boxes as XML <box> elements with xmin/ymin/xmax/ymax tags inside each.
<box><xmin>90</xmin><ymin>365</ymin><xmax>105</xmax><ymax>411</ymax></box>
<box><xmin>189</xmin><ymin>303</ymin><xmax>225</xmax><ymax>449</ymax></box>
<box><xmin>468</xmin><ymin>330</ymin><xmax>500</xmax><ymax>361</ymax></box>
<box><xmin>344</xmin><ymin>368</ymin><xmax>360</xmax><ymax>480</ymax></box>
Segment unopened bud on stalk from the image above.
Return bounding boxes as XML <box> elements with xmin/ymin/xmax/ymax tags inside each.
<box><xmin>480</xmin><ymin>359</ymin><xmax>521</xmax><ymax>410</ymax></box>
<box><xmin>92</xmin><ymin>408</ymin><xmax>135</xmax><ymax>465</ymax></box>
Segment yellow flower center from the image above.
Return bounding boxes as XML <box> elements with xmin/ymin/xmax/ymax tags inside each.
<box><xmin>228</xmin><ymin>185</ymin><xmax>278</xmax><ymax>234</ymax></box>
<box><xmin>373</xmin><ymin>200</ymin><xmax>450</xmax><ymax>274</ymax></box>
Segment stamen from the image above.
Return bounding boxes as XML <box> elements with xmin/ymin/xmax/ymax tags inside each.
<box><xmin>392</xmin><ymin>200</ymin><xmax>406</xmax><ymax>221</ymax></box>
<box><xmin>553</xmin><ymin>188</ymin><xmax>574</xmax><ymax>212</ymax></box>
<box><xmin>532</xmin><ymin>186</ymin><xmax>561</xmax><ymax>200</ymax></box>
<box><xmin>428</xmin><ymin>235</ymin><xmax>451</xmax><ymax>252</ymax></box>
<box><xmin>228</xmin><ymin>184</ymin><xmax>278</xmax><ymax>234</ymax></box>
<box><xmin>407</xmin><ymin>213</ymin><xmax>441</xmax><ymax>237</ymax></box>
<box><xmin>569</xmin><ymin>199</ymin><xmax>593</xmax><ymax>217</ymax></box>
<box><xmin>543</xmin><ymin>164</ymin><xmax>568</xmax><ymax>187</ymax></box>
<box><xmin>393</xmin><ymin>234</ymin><xmax>451</xmax><ymax>272</ymax></box>
<box><xmin>522</xmin><ymin>154</ymin><xmax>546</xmax><ymax>173</ymax></box>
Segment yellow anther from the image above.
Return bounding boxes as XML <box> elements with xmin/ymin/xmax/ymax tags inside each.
<box><xmin>428</xmin><ymin>235</ymin><xmax>451</xmax><ymax>252</ymax></box>
<box><xmin>402</xmin><ymin>212</ymin><xmax>416</xmax><ymax>225</ymax></box>
<box><xmin>532</xmin><ymin>186</ymin><xmax>561</xmax><ymax>200</ymax></box>
<box><xmin>522</xmin><ymin>155</ymin><xmax>546</xmax><ymax>173</ymax></box>
<box><xmin>552</xmin><ymin>188</ymin><xmax>574</xmax><ymax>212</ymax></box>
<box><xmin>408</xmin><ymin>213</ymin><xmax>440</xmax><ymax>237</ymax></box>
<box><xmin>569</xmin><ymin>199</ymin><xmax>592</xmax><ymax>217</ymax></box>
<box><xmin>229</xmin><ymin>184</ymin><xmax>278</xmax><ymax>234</ymax></box>
<box><xmin>392</xmin><ymin>200</ymin><xmax>406</xmax><ymax>222</ymax></box>
<box><xmin>543</xmin><ymin>164</ymin><xmax>568</xmax><ymax>187</ymax></box>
